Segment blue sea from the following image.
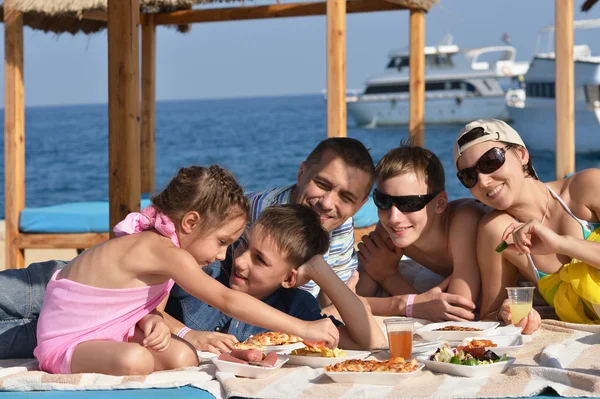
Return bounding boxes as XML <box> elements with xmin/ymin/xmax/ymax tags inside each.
<box><xmin>0</xmin><ymin>94</ymin><xmax>599</xmax><ymax>219</ymax></box>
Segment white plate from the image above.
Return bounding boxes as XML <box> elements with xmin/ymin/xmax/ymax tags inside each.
<box><xmin>461</xmin><ymin>335</ymin><xmax>525</xmax><ymax>356</ymax></box>
<box><xmin>211</xmin><ymin>354</ymin><xmax>289</xmax><ymax>379</ymax></box>
<box><xmin>287</xmin><ymin>350</ymin><xmax>371</xmax><ymax>368</ymax></box>
<box><xmin>415</xmin><ymin>322</ymin><xmax>499</xmax><ymax>341</ymax></box>
<box><xmin>325</xmin><ymin>364</ymin><xmax>424</xmax><ymax>385</ymax></box>
<box><xmin>417</xmin><ymin>355</ymin><xmax>515</xmax><ymax>378</ymax></box>
<box><xmin>264</xmin><ymin>342</ymin><xmax>306</xmax><ymax>354</ymax></box>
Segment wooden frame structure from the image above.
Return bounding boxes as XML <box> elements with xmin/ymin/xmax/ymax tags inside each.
<box><xmin>3</xmin><ymin>0</ymin><xmax>432</xmax><ymax>269</ymax></box>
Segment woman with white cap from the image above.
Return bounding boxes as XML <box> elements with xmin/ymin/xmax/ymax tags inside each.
<box><xmin>453</xmin><ymin>119</ymin><xmax>600</xmax><ymax>333</ymax></box>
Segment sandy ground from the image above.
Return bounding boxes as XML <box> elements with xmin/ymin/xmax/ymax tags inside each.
<box><xmin>0</xmin><ymin>220</ymin><xmax>78</xmax><ymax>271</ymax></box>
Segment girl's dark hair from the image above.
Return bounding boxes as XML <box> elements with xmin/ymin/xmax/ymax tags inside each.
<box><xmin>152</xmin><ymin>165</ymin><xmax>249</xmax><ymax>235</ymax></box>
<box><xmin>460</xmin><ymin>127</ymin><xmax>538</xmax><ymax>180</ymax></box>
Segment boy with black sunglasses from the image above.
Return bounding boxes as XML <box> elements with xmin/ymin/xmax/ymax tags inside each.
<box><xmin>356</xmin><ymin>144</ymin><xmax>488</xmax><ymax>322</ymax></box>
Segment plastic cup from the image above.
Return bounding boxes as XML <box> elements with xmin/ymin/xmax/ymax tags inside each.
<box><xmin>506</xmin><ymin>287</ymin><xmax>535</xmax><ymax>325</ymax></box>
<box><xmin>383</xmin><ymin>318</ymin><xmax>414</xmax><ymax>360</ymax></box>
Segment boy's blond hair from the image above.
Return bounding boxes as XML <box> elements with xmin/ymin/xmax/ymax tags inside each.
<box><xmin>376</xmin><ymin>142</ymin><xmax>445</xmax><ymax>194</ymax></box>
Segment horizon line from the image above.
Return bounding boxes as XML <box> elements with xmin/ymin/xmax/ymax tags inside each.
<box><xmin>0</xmin><ymin>91</ymin><xmax>325</xmax><ymax>110</ymax></box>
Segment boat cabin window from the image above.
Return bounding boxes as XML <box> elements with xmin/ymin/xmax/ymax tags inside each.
<box><xmin>526</xmin><ymin>82</ymin><xmax>556</xmax><ymax>98</ymax></box>
<box><xmin>364</xmin><ymin>80</ymin><xmax>479</xmax><ymax>95</ymax></box>
<box><xmin>386</xmin><ymin>56</ymin><xmax>410</xmax><ymax>71</ymax></box>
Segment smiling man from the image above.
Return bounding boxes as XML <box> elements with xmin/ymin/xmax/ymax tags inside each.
<box><xmin>244</xmin><ymin>138</ymin><xmax>376</xmax><ymax>300</ymax></box>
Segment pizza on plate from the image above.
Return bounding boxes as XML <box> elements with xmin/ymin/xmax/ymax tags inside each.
<box><xmin>241</xmin><ymin>332</ymin><xmax>303</xmax><ymax>347</ymax></box>
<box><xmin>324</xmin><ymin>357</ymin><xmax>419</xmax><ymax>373</ymax></box>
<box><xmin>232</xmin><ymin>341</ymin><xmax>266</xmax><ymax>350</ymax></box>
<box><xmin>433</xmin><ymin>326</ymin><xmax>483</xmax><ymax>332</ymax></box>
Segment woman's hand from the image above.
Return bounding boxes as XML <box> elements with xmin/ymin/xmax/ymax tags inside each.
<box><xmin>502</xmin><ymin>220</ymin><xmax>564</xmax><ymax>256</ymax></box>
<box><xmin>183</xmin><ymin>330</ymin><xmax>239</xmax><ymax>354</ymax></box>
<box><xmin>498</xmin><ymin>298</ymin><xmax>541</xmax><ymax>335</ymax></box>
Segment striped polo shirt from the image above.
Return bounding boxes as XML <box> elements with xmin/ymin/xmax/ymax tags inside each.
<box><xmin>246</xmin><ymin>184</ymin><xmax>358</xmax><ymax>297</ymax></box>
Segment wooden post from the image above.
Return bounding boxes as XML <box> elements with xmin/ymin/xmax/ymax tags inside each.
<box><xmin>409</xmin><ymin>10</ymin><xmax>425</xmax><ymax>146</ymax></box>
<box><xmin>555</xmin><ymin>0</ymin><xmax>575</xmax><ymax>179</ymax></box>
<box><xmin>326</xmin><ymin>0</ymin><xmax>346</xmax><ymax>138</ymax></box>
<box><xmin>141</xmin><ymin>16</ymin><xmax>156</xmax><ymax>194</ymax></box>
<box><xmin>108</xmin><ymin>0</ymin><xmax>141</xmax><ymax>236</ymax></box>
<box><xmin>4</xmin><ymin>0</ymin><xmax>25</xmax><ymax>269</ymax></box>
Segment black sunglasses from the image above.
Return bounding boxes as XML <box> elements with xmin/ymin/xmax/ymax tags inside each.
<box><xmin>456</xmin><ymin>146</ymin><xmax>510</xmax><ymax>189</ymax></box>
<box><xmin>373</xmin><ymin>189</ymin><xmax>439</xmax><ymax>213</ymax></box>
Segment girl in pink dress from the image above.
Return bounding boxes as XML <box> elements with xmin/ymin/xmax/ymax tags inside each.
<box><xmin>34</xmin><ymin>165</ymin><xmax>339</xmax><ymax>375</ymax></box>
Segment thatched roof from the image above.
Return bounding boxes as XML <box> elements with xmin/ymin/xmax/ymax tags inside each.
<box><xmin>0</xmin><ymin>0</ymin><xmax>436</xmax><ymax>35</ymax></box>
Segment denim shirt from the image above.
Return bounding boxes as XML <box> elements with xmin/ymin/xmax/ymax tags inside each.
<box><xmin>166</xmin><ymin>260</ymin><xmax>341</xmax><ymax>342</ymax></box>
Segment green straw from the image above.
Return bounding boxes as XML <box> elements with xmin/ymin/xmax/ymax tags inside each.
<box><xmin>495</xmin><ymin>241</ymin><xmax>508</xmax><ymax>253</ymax></box>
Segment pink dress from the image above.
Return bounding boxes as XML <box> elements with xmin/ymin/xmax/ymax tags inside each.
<box><xmin>34</xmin><ymin>205</ymin><xmax>178</xmax><ymax>374</ymax></box>
<box><xmin>34</xmin><ymin>273</ymin><xmax>174</xmax><ymax>374</ymax></box>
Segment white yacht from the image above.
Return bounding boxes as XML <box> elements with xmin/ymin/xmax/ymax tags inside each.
<box><xmin>507</xmin><ymin>19</ymin><xmax>600</xmax><ymax>153</ymax></box>
<box><xmin>346</xmin><ymin>36</ymin><xmax>530</xmax><ymax>126</ymax></box>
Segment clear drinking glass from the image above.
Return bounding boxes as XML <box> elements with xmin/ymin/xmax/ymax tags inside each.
<box><xmin>383</xmin><ymin>318</ymin><xmax>414</xmax><ymax>359</ymax></box>
<box><xmin>506</xmin><ymin>287</ymin><xmax>535</xmax><ymax>325</ymax></box>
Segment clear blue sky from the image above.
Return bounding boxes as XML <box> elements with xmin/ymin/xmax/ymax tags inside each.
<box><xmin>0</xmin><ymin>0</ymin><xmax>599</xmax><ymax>106</ymax></box>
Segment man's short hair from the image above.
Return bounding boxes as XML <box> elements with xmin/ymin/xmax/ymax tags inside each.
<box><xmin>255</xmin><ymin>204</ymin><xmax>330</xmax><ymax>268</ymax></box>
<box><xmin>305</xmin><ymin>137</ymin><xmax>376</xmax><ymax>197</ymax></box>
<box><xmin>376</xmin><ymin>142</ymin><xmax>445</xmax><ymax>194</ymax></box>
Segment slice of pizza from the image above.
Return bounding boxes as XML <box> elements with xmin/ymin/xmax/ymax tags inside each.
<box><xmin>232</xmin><ymin>341</ymin><xmax>266</xmax><ymax>350</ymax></box>
<box><xmin>246</xmin><ymin>331</ymin><xmax>303</xmax><ymax>346</ymax></box>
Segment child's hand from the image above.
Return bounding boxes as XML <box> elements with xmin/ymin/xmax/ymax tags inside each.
<box><xmin>184</xmin><ymin>330</ymin><xmax>238</xmax><ymax>354</ymax></box>
<box><xmin>295</xmin><ymin>254</ymin><xmax>328</xmax><ymax>288</ymax></box>
<box><xmin>142</xmin><ymin>314</ymin><xmax>171</xmax><ymax>352</ymax></box>
<box><xmin>303</xmin><ymin>318</ymin><xmax>340</xmax><ymax>349</ymax></box>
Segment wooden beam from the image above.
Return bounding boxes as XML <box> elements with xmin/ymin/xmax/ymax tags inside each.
<box><xmin>555</xmin><ymin>0</ymin><xmax>575</xmax><ymax>179</ymax></box>
<box><xmin>408</xmin><ymin>9</ymin><xmax>425</xmax><ymax>146</ymax></box>
<box><xmin>153</xmin><ymin>0</ymin><xmax>406</xmax><ymax>25</ymax></box>
<box><xmin>18</xmin><ymin>233</ymin><xmax>109</xmax><ymax>249</ymax></box>
<box><xmin>141</xmin><ymin>16</ymin><xmax>156</xmax><ymax>194</ymax></box>
<box><xmin>4</xmin><ymin>0</ymin><xmax>25</xmax><ymax>269</ymax></box>
<box><xmin>108</xmin><ymin>0</ymin><xmax>141</xmax><ymax>237</ymax></box>
<box><xmin>327</xmin><ymin>0</ymin><xmax>346</xmax><ymax>138</ymax></box>
<box><xmin>80</xmin><ymin>11</ymin><xmax>108</xmax><ymax>22</ymax></box>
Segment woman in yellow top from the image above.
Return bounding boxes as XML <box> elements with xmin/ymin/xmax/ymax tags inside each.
<box><xmin>453</xmin><ymin>119</ymin><xmax>600</xmax><ymax>333</ymax></box>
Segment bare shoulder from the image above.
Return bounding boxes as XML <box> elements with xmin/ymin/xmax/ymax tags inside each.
<box><xmin>450</xmin><ymin>199</ymin><xmax>489</xmax><ymax>221</ymax></box>
<box><xmin>447</xmin><ymin>199</ymin><xmax>489</xmax><ymax>243</ymax></box>
<box><xmin>125</xmin><ymin>232</ymin><xmax>190</xmax><ymax>275</ymax></box>
<box><xmin>478</xmin><ymin>209</ymin><xmax>515</xmax><ymax>240</ymax></box>
<box><xmin>565</xmin><ymin>168</ymin><xmax>600</xmax><ymax>205</ymax></box>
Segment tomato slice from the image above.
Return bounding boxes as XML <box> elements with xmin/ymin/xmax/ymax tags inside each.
<box><xmin>303</xmin><ymin>340</ymin><xmax>326</xmax><ymax>349</ymax></box>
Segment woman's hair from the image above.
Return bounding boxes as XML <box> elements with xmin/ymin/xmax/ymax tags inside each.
<box><xmin>375</xmin><ymin>140</ymin><xmax>446</xmax><ymax>194</ymax></box>
<box><xmin>254</xmin><ymin>204</ymin><xmax>330</xmax><ymax>268</ymax></box>
<box><xmin>152</xmin><ymin>165</ymin><xmax>249</xmax><ymax>235</ymax></box>
<box><xmin>458</xmin><ymin>127</ymin><xmax>538</xmax><ymax>180</ymax></box>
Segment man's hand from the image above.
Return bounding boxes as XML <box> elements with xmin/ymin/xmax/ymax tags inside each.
<box><xmin>357</xmin><ymin>231</ymin><xmax>403</xmax><ymax>283</ymax></box>
<box><xmin>411</xmin><ymin>279</ymin><xmax>476</xmax><ymax>322</ymax></box>
<box><xmin>183</xmin><ymin>330</ymin><xmax>239</xmax><ymax>354</ymax></box>
<box><xmin>498</xmin><ymin>298</ymin><xmax>541</xmax><ymax>335</ymax></box>
<box><xmin>140</xmin><ymin>313</ymin><xmax>171</xmax><ymax>352</ymax></box>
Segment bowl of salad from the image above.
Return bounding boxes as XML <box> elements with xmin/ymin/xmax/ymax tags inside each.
<box><xmin>417</xmin><ymin>344</ymin><xmax>515</xmax><ymax>378</ymax></box>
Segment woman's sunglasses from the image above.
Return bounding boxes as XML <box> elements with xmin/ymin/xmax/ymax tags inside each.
<box><xmin>456</xmin><ymin>146</ymin><xmax>510</xmax><ymax>189</ymax></box>
<box><xmin>373</xmin><ymin>189</ymin><xmax>439</xmax><ymax>213</ymax></box>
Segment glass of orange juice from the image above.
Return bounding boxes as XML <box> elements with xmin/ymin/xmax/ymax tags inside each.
<box><xmin>383</xmin><ymin>318</ymin><xmax>414</xmax><ymax>360</ymax></box>
<box><xmin>506</xmin><ymin>287</ymin><xmax>535</xmax><ymax>325</ymax></box>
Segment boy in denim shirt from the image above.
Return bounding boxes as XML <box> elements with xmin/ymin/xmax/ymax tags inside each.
<box><xmin>162</xmin><ymin>204</ymin><xmax>385</xmax><ymax>353</ymax></box>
